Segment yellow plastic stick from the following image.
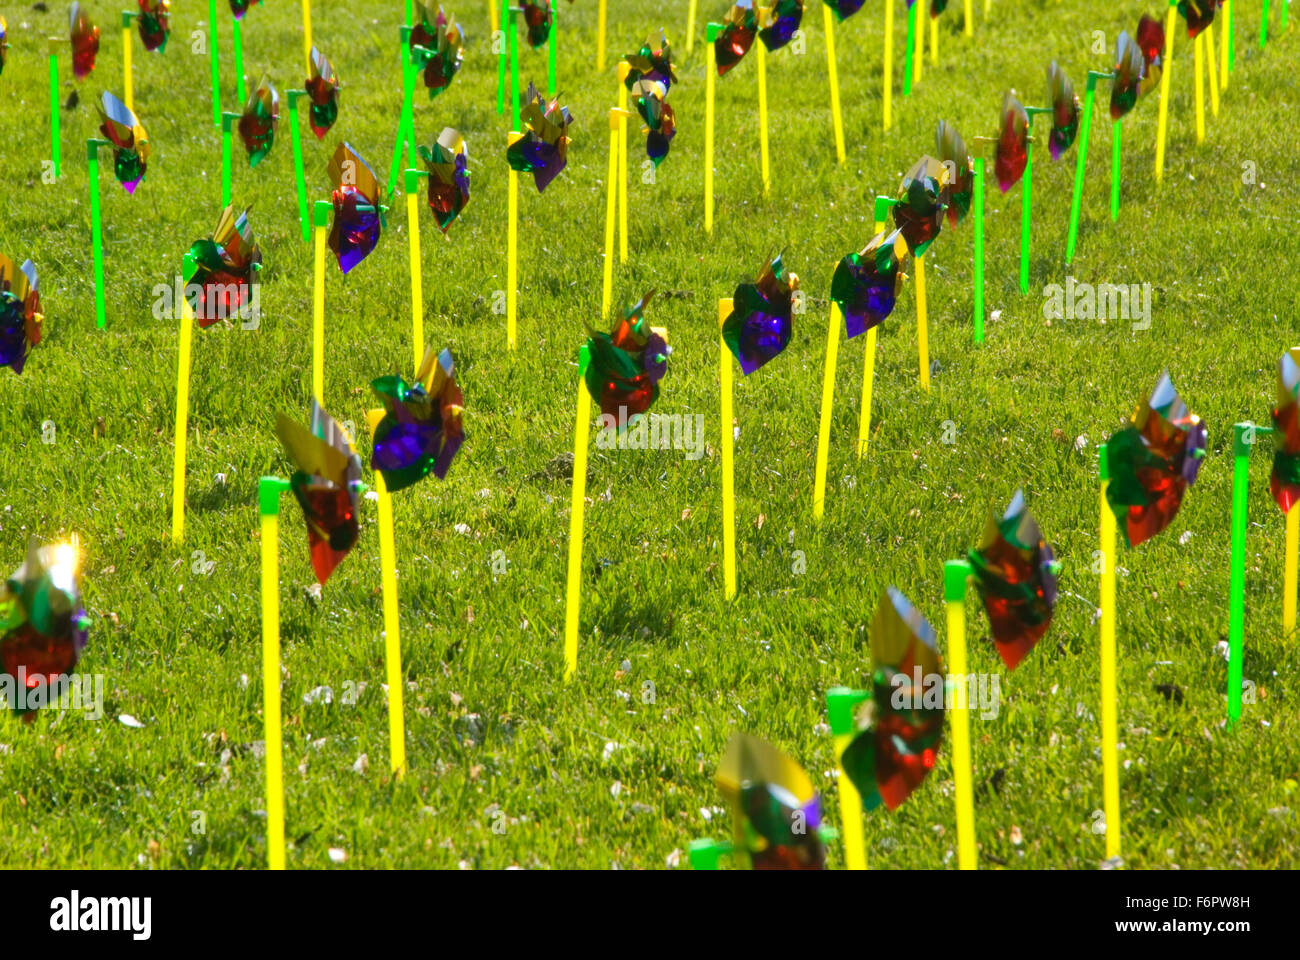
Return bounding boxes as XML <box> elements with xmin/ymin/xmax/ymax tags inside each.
<box><xmin>596</xmin><ymin>0</ymin><xmax>607</xmax><ymax>70</ymax></box>
<box><xmin>719</xmin><ymin>298</ymin><xmax>737</xmax><ymax>600</ymax></box>
<box><xmin>882</xmin><ymin>0</ymin><xmax>894</xmax><ymax>132</ymax></box>
<box><xmin>368</xmin><ymin>409</ymin><xmax>407</xmax><ymax>778</ymax></box>
<box><xmin>601</xmin><ymin>112</ymin><xmax>619</xmax><ymax>320</ymax></box>
<box><xmin>1193</xmin><ymin>31</ymin><xmax>1206</xmax><ymax>144</ymax></box>
<box><xmin>705</xmin><ymin>41</ymin><xmax>716</xmax><ymax>234</ymax></box>
<box><xmin>983</xmin><ymin>0</ymin><xmax>990</xmax><ymax>14</ymax></box>
<box><xmin>756</xmin><ymin>43</ymin><xmax>770</xmax><ymax>196</ymax></box>
<box><xmin>405</xmin><ymin>171</ymin><xmax>424</xmax><ymax>374</ymax></box>
<box><xmin>122</xmin><ymin>25</ymin><xmax>133</xmax><ymax>114</ymax></box>
<box><xmin>823</xmin><ymin>6</ymin><xmax>846</xmax><ymax>165</ymax></box>
<box><xmin>915</xmin><ymin>253</ymin><xmax>929</xmax><ymax>392</ymax></box>
<box><xmin>813</xmin><ymin>303</ymin><xmax>841</xmax><ymax>518</ymax></box>
<box><xmin>856</xmin><ymin>327</ymin><xmax>877</xmax><ymax>459</ymax></box>
<box><xmin>618</xmin><ymin>66</ymin><xmax>630</xmax><ymax>263</ymax></box>
<box><xmin>507</xmin><ymin>133</ymin><xmax>520</xmax><ymax>350</ymax></box>
<box><xmin>302</xmin><ymin>0</ymin><xmax>313</xmax><ymax>74</ymax></box>
<box><xmin>563</xmin><ymin>359</ymin><xmax>593</xmax><ymax>681</ymax></box>
<box><xmin>912</xmin><ymin>7</ymin><xmax>923</xmax><ymax>85</ymax></box>
<box><xmin>1099</xmin><ymin>459</ymin><xmax>1121</xmax><ymax>859</ymax></box>
<box><xmin>686</xmin><ymin>0</ymin><xmax>698</xmax><ymax>53</ymax></box>
<box><xmin>832</xmin><ymin>730</ymin><xmax>867</xmax><ymax>869</ymax></box>
<box><xmin>1154</xmin><ymin>8</ymin><xmax>1175</xmax><ymax>183</ymax></box>
<box><xmin>1205</xmin><ymin>21</ymin><xmax>1220</xmax><ymax>117</ymax></box>
<box><xmin>1286</xmin><ymin>505</ymin><xmax>1299</xmax><ymax>635</ymax></box>
<box><xmin>259</xmin><ymin>496</ymin><xmax>286</xmax><ymax>870</ymax></box>
<box><xmin>930</xmin><ymin>8</ymin><xmax>938</xmax><ymax>63</ymax></box>
<box><xmin>312</xmin><ymin>211</ymin><xmax>327</xmax><ymax>403</ymax></box>
<box><xmin>964</xmin><ymin>0</ymin><xmax>973</xmax><ymax>37</ymax></box>
<box><xmin>170</xmin><ymin>270</ymin><xmax>195</xmax><ymax>543</ymax></box>
<box><xmin>1220</xmin><ymin>0</ymin><xmax>1231</xmax><ymax>91</ymax></box>
<box><xmin>945</xmin><ymin>562</ymin><xmax>977</xmax><ymax>870</ymax></box>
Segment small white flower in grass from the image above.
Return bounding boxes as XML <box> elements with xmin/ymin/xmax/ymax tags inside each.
<box><xmin>603</xmin><ymin>741</ymin><xmax>619</xmax><ymax>760</ymax></box>
<box><xmin>666</xmin><ymin>848</ymin><xmax>682</xmax><ymax>868</ymax></box>
<box><xmin>699</xmin><ymin>807</ymin><xmax>713</xmax><ymax>822</ymax></box>
<box><xmin>610</xmin><ymin>781</ymin><xmax>624</xmax><ymax>798</ymax></box>
<box><xmin>328</xmin><ymin>848</ymin><xmax>346</xmax><ymax>864</ymax></box>
<box><xmin>364</xmin><ymin>490</ymin><xmax>379</xmax><ymax>502</ymax></box>
<box><xmin>813</xmin><ymin>722</ymin><xmax>830</xmax><ymax>736</ymax></box>
<box><xmin>990</xmin><ymin>309</ymin><xmax>1002</xmax><ymax>323</ymax></box>
<box><xmin>238</xmin><ymin>674</ymin><xmax>249</xmax><ymax>689</ymax></box>
<box><xmin>453</xmin><ymin>523</ymin><xmax>471</xmax><ymax>535</ymax></box>
<box><xmin>352</xmin><ymin>754</ymin><xmax>369</xmax><ymax>775</ymax></box>
<box><xmin>306</xmin><ymin>583</ymin><xmax>322</xmax><ymax>602</ymax></box>
<box><xmin>1178</xmin><ymin>531</ymin><xmax>1193</xmax><ymax>545</ymax></box>
<box><xmin>118</xmin><ymin>714</ymin><xmax>145</xmax><ymax>728</ymax></box>
<box><xmin>1075</xmin><ymin>434</ymin><xmax>1088</xmax><ymax>453</ymax></box>
<box><xmin>476</xmin><ymin>488</ymin><xmax>491</xmax><ymax>498</ymax></box>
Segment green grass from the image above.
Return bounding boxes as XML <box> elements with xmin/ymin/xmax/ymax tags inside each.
<box><xmin>0</xmin><ymin>0</ymin><xmax>1297</xmax><ymax>869</ymax></box>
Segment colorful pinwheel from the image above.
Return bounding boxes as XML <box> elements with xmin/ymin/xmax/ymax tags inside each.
<box><xmin>823</xmin><ymin>0</ymin><xmax>866</xmax><ymax>19</ymax></box>
<box><xmin>930</xmin><ymin>0</ymin><xmax>949</xmax><ymax>14</ymax></box>
<box><xmin>969</xmin><ymin>490</ymin><xmax>1060</xmax><ymax>670</ymax></box>
<box><xmin>1110</xmin><ymin>30</ymin><xmax>1151</xmax><ymax>120</ymax></box>
<box><xmin>1105</xmin><ymin>373</ymin><xmax>1208</xmax><ymax>547</ymax></box>
<box><xmin>97</xmin><ymin>92</ymin><xmax>149</xmax><ymax>193</ymax></box>
<box><xmin>186</xmin><ymin>205</ymin><xmax>261</xmax><ymax>328</ymax></box>
<box><xmin>506</xmin><ymin>84</ymin><xmax>573</xmax><ymax>192</ymax></box>
<box><xmin>238</xmin><ymin>76</ymin><xmax>279</xmax><ymax>167</ymax></box>
<box><xmin>411</xmin><ymin>3</ymin><xmax>464</xmax><ymax>99</ymax></box>
<box><xmin>0</xmin><ymin>539</ymin><xmax>90</xmax><ymax>715</ymax></box>
<box><xmin>830</xmin><ymin>229</ymin><xmax>907</xmax><ymax>339</ymax></box>
<box><xmin>840</xmin><ymin>588</ymin><xmax>945</xmax><ymax>811</ymax></box>
<box><xmin>759</xmin><ymin>0</ymin><xmax>804</xmax><ymax>51</ymax></box>
<box><xmin>419</xmin><ymin>127</ymin><xmax>469</xmax><ymax>233</ymax></box>
<box><xmin>722</xmin><ymin>256</ymin><xmax>797</xmax><ymax>374</ymax></box>
<box><xmin>936</xmin><ymin>120</ymin><xmax>973</xmax><ymax>226</ymax></box>
<box><xmin>275</xmin><ymin>401</ymin><xmax>364</xmax><ymax>585</ymax></box>
<box><xmin>715</xmin><ymin>1</ymin><xmax>759</xmax><ymax>75</ymax></box>
<box><xmin>715</xmin><ymin>733</ymin><xmax>827</xmax><ymax>870</ymax></box>
<box><xmin>522</xmin><ymin>0</ymin><xmax>551</xmax><ymax>48</ymax></box>
<box><xmin>136</xmin><ymin>0</ymin><xmax>170</xmax><ymax>52</ymax></box>
<box><xmin>1177</xmin><ymin>0</ymin><xmax>1216</xmax><ymax>37</ymax></box>
<box><xmin>69</xmin><ymin>2</ymin><xmax>100</xmax><ymax>79</ymax></box>
<box><xmin>624</xmin><ymin>34</ymin><xmax>677</xmax><ymax>91</ymax></box>
<box><xmin>1270</xmin><ymin>351</ymin><xmax>1300</xmax><ymax>513</ymax></box>
<box><xmin>1</xmin><ymin>18</ymin><xmax>8</xmax><ymax>78</ymax></box>
<box><xmin>327</xmin><ymin>142</ymin><xmax>384</xmax><ymax>273</ymax></box>
<box><xmin>0</xmin><ymin>255</ymin><xmax>42</xmax><ymax>375</ymax></box>
<box><xmin>1135</xmin><ymin>14</ymin><xmax>1166</xmax><ymax>80</ymax></box>
<box><xmin>370</xmin><ymin>347</ymin><xmax>465</xmax><ymax>492</ymax></box>
<box><xmin>583</xmin><ymin>292</ymin><xmax>670</xmax><ymax>424</ymax></box>
<box><xmin>994</xmin><ymin>92</ymin><xmax>1030</xmax><ymax>191</ymax></box>
<box><xmin>230</xmin><ymin>0</ymin><xmax>257</xmax><ymax>19</ymax></box>
<box><xmin>631</xmin><ymin>79</ymin><xmax>676</xmax><ymax>166</ymax></box>
<box><xmin>1047</xmin><ymin>62</ymin><xmax>1080</xmax><ymax>160</ymax></box>
<box><xmin>892</xmin><ymin>155</ymin><xmax>947</xmax><ymax>255</ymax></box>
<box><xmin>305</xmin><ymin>47</ymin><xmax>340</xmax><ymax>139</ymax></box>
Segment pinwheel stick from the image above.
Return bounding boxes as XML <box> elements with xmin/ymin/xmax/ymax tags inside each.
<box><xmin>220</xmin><ymin>111</ymin><xmax>240</xmax><ymax>209</ymax></box>
<box><xmin>387</xmin><ymin>28</ymin><xmax>417</xmax><ymax>195</ymax></box>
<box><xmin>121</xmin><ymin>12</ymin><xmax>136</xmax><ymax>115</ymax></box>
<box><xmin>232</xmin><ymin>17</ymin><xmax>246</xmax><ymax>107</ymax></box>
<box><xmin>596</xmin><ymin>0</ymin><xmax>607</xmax><ymax>68</ymax></box>
<box><xmin>930</xmin><ymin>6</ymin><xmax>939</xmax><ymax>64</ymax></box>
<box><xmin>1220</xmin><ymin>1</ymin><xmax>1231</xmax><ymax>90</ymax></box>
<box><xmin>903</xmin><ymin>1</ymin><xmax>915</xmax><ymax>96</ymax></box>
<box><xmin>718</xmin><ymin>298</ymin><xmax>737</xmax><ymax>601</ymax></box>
<box><xmin>208</xmin><ymin>0</ymin><xmax>221</xmax><ymax>126</ymax></box>
<box><xmin>1194</xmin><ymin>31</ymin><xmax>1206</xmax><ymax>144</ymax></box>
<box><xmin>404</xmin><ymin>169</ymin><xmax>427</xmax><ymax>374</ymax></box>
<box><xmin>618</xmin><ymin>63</ymin><xmax>630</xmax><ymax>263</ymax></box>
<box><xmin>882</xmin><ymin>0</ymin><xmax>894</xmax><ymax>131</ymax></box>
<box><xmin>301</xmin><ymin>0</ymin><xmax>313</xmax><ymax>75</ymax></box>
<box><xmin>1110</xmin><ymin>119</ymin><xmax>1121</xmax><ymax>223</ymax></box>
<box><xmin>563</xmin><ymin>347</ymin><xmax>594</xmax><ymax>681</ymax></box>
<box><xmin>258</xmin><ymin>475</ymin><xmax>291</xmax><ymax>871</ymax></box>
<box><xmin>1065</xmin><ymin>71</ymin><xmax>1114</xmax><ymax>268</ymax></box>
<box><xmin>601</xmin><ymin>109</ymin><xmax>631</xmax><ymax>319</ymax></box>
<box><xmin>964</xmin><ymin>0</ymin><xmax>973</xmax><ymax>37</ymax></box>
<box><xmin>1261</xmin><ymin>0</ymin><xmax>1270</xmax><ymax>49</ymax></box>
<box><xmin>1019</xmin><ymin>107</ymin><xmax>1053</xmax><ymax>295</ymax></box>
<box><xmin>1154</xmin><ymin>2</ymin><xmax>1176</xmax><ymax>184</ymax></box>
<box><xmin>913</xmin><ymin>5</ymin><xmax>923</xmax><ymax>86</ymax></box>
<box><xmin>547</xmin><ymin>0</ymin><xmax>557</xmax><ymax>99</ymax></box>
<box><xmin>826</xmin><ymin>687</ymin><xmax>870</xmax><ymax>869</ymax></box>
<box><xmin>509</xmin><ymin>9</ymin><xmax>522</xmax><ymax>133</ymax></box>
<box><xmin>1097</xmin><ymin>443</ymin><xmax>1121</xmax><ymax>859</ymax></box>
<box><xmin>506</xmin><ymin>132</ymin><xmax>520</xmax><ymax>351</ymax></box>
<box><xmin>312</xmin><ymin>201</ymin><xmax>330</xmax><ymax>402</ymax></box>
<box><xmin>685</xmin><ymin>0</ymin><xmax>697</xmax><ymax>54</ymax></box>
<box><xmin>973</xmin><ymin>155</ymin><xmax>985</xmax><ymax>344</ymax></box>
<box><xmin>87</xmin><ymin>139</ymin><xmax>111</xmax><ymax>330</ymax></box>
<box><xmin>287</xmin><ymin>91</ymin><xmax>310</xmax><ymax>243</ymax></box>
<box><xmin>944</xmin><ymin>559</ymin><xmax>978</xmax><ymax>870</ymax></box>
<box><xmin>704</xmin><ymin>23</ymin><xmax>721</xmax><ymax>235</ymax></box>
<box><xmin>497</xmin><ymin>0</ymin><xmax>507</xmax><ymax>115</ymax></box>
<box><xmin>813</xmin><ymin>301</ymin><xmax>841</xmax><ymax>518</ymax></box>
<box><xmin>822</xmin><ymin>5</ymin><xmax>846</xmax><ymax>165</ymax></box>
<box><xmin>48</xmin><ymin>39</ymin><xmax>61</xmax><ymax>178</ymax></box>
<box><xmin>757</xmin><ymin>41</ymin><xmax>770</xmax><ymax>196</ymax></box>
<box><xmin>366</xmin><ymin>409</ymin><xmax>408</xmax><ymax>778</ymax></box>
<box><xmin>1206</xmin><ymin>21</ymin><xmax>1220</xmax><ymax>117</ymax></box>
<box><xmin>686</xmin><ymin>837</ymin><xmax>731</xmax><ymax>869</ymax></box>
<box><xmin>1281</xmin><ymin>0</ymin><xmax>1289</xmax><ymax>35</ymax></box>
<box><xmin>171</xmin><ymin>253</ymin><xmax>198</xmax><ymax>543</ymax></box>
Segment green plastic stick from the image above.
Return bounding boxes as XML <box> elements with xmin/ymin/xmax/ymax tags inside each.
<box><xmin>510</xmin><ymin>9</ymin><xmax>522</xmax><ymax>133</ymax></box>
<box><xmin>1066</xmin><ymin>73</ymin><xmax>1110</xmax><ymax>267</ymax></box>
<box><xmin>404</xmin><ymin>0</ymin><xmax>413</xmax><ymax>27</ymax></box>
<box><xmin>1282</xmin><ymin>0</ymin><xmax>1289</xmax><ymax>32</ymax></box>
<box><xmin>497</xmin><ymin>0</ymin><xmax>508</xmax><ymax>115</ymax></box>
<box><xmin>88</xmin><ymin>139</ymin><xmax>110</xmax><ymax>329</ymax></box>
<box><xmin>1110</xmin><ymin>120</ymin><xmax>1121</xmax><ymax>222</ymax></box>
<box><xmin>872</xmin><ymin>195</ymin><xmax>898</xmax><ymax>228</ymax></box>
<box><xmin>548</xmin><ymin>0</ymin><xmax>557</xmax><ymax>99</ymax></box>
<box><xmin>1261</xmin><ymin>0</ymin><xmax>1270</xmax><ymax>48</ymax></box>
<box><xmin>1228</xmin><ymin>0</ymin><xmax>1236</xmax><ymax>71</ymax></box>
<box><xmin>209</xmin><ymin>0</ymin><xmax>221</xmax><ymax>125</ymax></box>
<box><xmin>1227</xmin><ymin>423</ymin><xmax>1272</xmax><ymax>728</ymax></box>
<box><xmin>902</xmin><ymin>2</ymin><xmax>915</xmax><ymax>97</ymax></box>
<box><xmin>687</xmin><ymin>837</ymin><xmax>729</xmax><ymax>870</ymax></box>
<box><xmin>232</xmin><ymin>17</ymin><xmax>245</xmax><ymax>106</ymax></box>
<box><xmin>48</xmin><ymin>45</ymin><xmax>61</xmax><ymax>179</ymax></box>
<box><xmin>1019</xmin><ymin>107</ymin><xmax>1053</xmax><ymax>295</ymax></box>
<box><xmin>220</xmin><ymin>111</ymin><xmax>239</xmax><ymax>208</ymax></box>
<box><xmin>972</xmin><ymin>156</ymin><xmax>984</xmax><ymax>345</ymax></box>
<box><xmin>388</xmin><ymin>28</ymin><xmax>415</xmax><ymax>196</ymax></box>
<box><xmin>287</xmin><ymin>90</ymin><xmax>309</xmax><ymax>243</ymax></box>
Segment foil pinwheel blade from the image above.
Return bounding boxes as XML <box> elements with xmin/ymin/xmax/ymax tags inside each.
<box><xmin>1110</xmin><ymin>31</ymin><xmax>1147</xmax><ymax>120</ymax></box>
<box><xmin>722</xmin><ymin>256</ymin><xmax>797</xmax><ymax>375</ymax></box>
<box><xmin>0</xmin><ymin>255</ymin><xmax>43</xmax><ymax>375</ymax></box>
<box><xmin>824</xmin><ymin>0</ymin><xmax>866</xmax><ymax>20</ymax></box>
<box><xmin>633</xmin><ymin>79</ymin><xmax>676</xmax><ymax>166</ymax></box>
<box><xmin>276</xmin><ymin>402</ymin><xmax>363</xmax><ymax>584</ymax></box>
<box><xmin>584</xmin><ymin>293</ymin><xmax>670</xmax><ymax>425</ymax></box>
<box><xmin>505</xmin><ymin>84</ymin><xmax>573</xmax><ymax>192</ymax></box>
<box><xmin>840</xmin><ymin>588</ymin><xmax>944</xmax><ymax>811</ymax></box>
<box><xmin>306</xmin><ymin>47</ymin><xmax>341</xmax><ymax>139</ymax></box>
<box><xmin>1178</xmin><ymin>0</ymin><xmax>1216</xmax><ymax>38</ymax></box>
<box><xmin>893</xmin><ymin>155</ymin><xmax>948</xmax><ymax>255</ymax></box>
<box><xmin>229</xmin><ymin>0</ymin><xmax>254</xmax><ymax>19</ymax></box>
<box><xmin>1270</xmin><ymin>350</ymin><xmax>1300</xmax><ymax>513</ymax></box>
<box><xmin>936</xmin><ymin>120</ymin><xmax>973</xmax><ymax>226</ymax></box>
<box><xmin>328</xmin><ymin>142</ymin><xmax>384</xmax><ymax>272</ymax></box>
<box><xmin>187</xmin><ymin>205</ymin><xmax>261</xmax><ymax>328</ymax></box>
<box><xmin>412</xmin><ymin>3</ymin><xmax>464</xmax><ymax>99</ymax></box>
<box><xmin>98</xmin><ymin>92</ymin><xmax>150</xmax><ymax>193</ymax></box>
<box><xmin>1047</xmin><ymin>62</ymin><xmax>1080</xmax><ymax>160</ymax></box>
<box><xmin>522</xmin><ymin>0</ymin><xmax>551</xmax><ymax>48</ymax></box>
<box><xmin>1105</xmin><ymin>373</ymin><xmax>1208</xmax><ymax>547</ymax></box>
<box><xmin>238</xmin><ymin>76</ymin><xmax>279</xmax><ymax>167</ymax></box>
<box><xmin>370</xmin><ymin>347</ymin><xmax>465</xmax><ymax>491</ymax></box>
<box><xmin>831</xmin><ymin>230</ymin><xmax>905</xmax><ymax>339</ymax></box>
<box><xmin>137</xmin><ymin>0</ymin><xmax>171</xmax><ymax>52</ymax></box>
<box><xmin>420</xmin><ymin>128</ymin><xmax>470</xmax><ymax>233</ymax></box>
<box><xmin>715</xmin><ymin>1</ymin><xmax>759</xmax><ymax>75</ymax></box>
<box><xmin>69</xmin><ymin>3</ymin><xmax>100</xmax><ymax>79</ymax></box>
<box><xmin>759</xmin><ymin>0</ymin><xmax>804</xmax><ymax>52</ymax></box>
<box><xmin>1</xmin><ymin>539</ymin><xmax>90</xmax><ymax>714</ymax></box>
<box><xmin>1</xmin><ymin>18</ymin><xmax>8</xmax><ymax>78</ymax></box>
<box><xmin>715</xmin><ymin>733</ymin><xmax>826</xmax><ymax>870</ymax></box>
<box><xmin>624</xmin><ymin>33</ymin><xmax>677</xmax><ymax>91</ymax></box>
<box><xmin>969</xmin><ymin>490</ymin><xmax>1059</xmax><ymax>670</ymax></box>
<box><xmin>994</xmin><ymin>92</ymin><xmax>1030</xmax><ymax>192</ymax></box>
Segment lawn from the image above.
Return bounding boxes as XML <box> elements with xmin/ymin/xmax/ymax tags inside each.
<box><xmin>0</xmin><ymin>0</ymin><xmax>1297</xmax><ymax>869</ymax></box>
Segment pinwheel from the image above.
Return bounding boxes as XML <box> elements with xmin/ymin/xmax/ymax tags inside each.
<box><xmin>305</xmin><ymin>47</ymin><xmax>340</xmax><ymax>139</ymax></box>
<box><xmin>936</xmin><ymin>120</ymin><xmax>974</xmax><ymax>226</ymax></box>
<box><xmin>0</xmin><ymin>255</ymin><xmax>42</xmax><ymax>375</ymax></box>
<box><xmin>838</xmin><ymin>588</ymin><xmax>944</xmax><ymax>812</ymax></box>
<box><xmin>631</xmin><ymin>79</ymin><xmax>676</xmax><ymax>166</ymax></box>
<box><xmin>230</xmin><ymin>0</ymin><xmax>257</xmax><ymax>18</ymax></box>
<box><xmin>759</xmin><ymin>0</ymin><xmax>804</xmax><ymax>51</ymax></box>
<box><xmin>1047</xmin><ymin>61</ymin><xmax>1081</xmax><ymax>160</ymax></box>
<box><xmin>0</xmin><ymin>18</ymin><xmax>8</xmax><ymax>78</ymax></box>
<box><xmin>522</xmin><ymin>0</ymin><xmax>551</xmax><ymax>48</ymax></box>
<box><xmin>238</xmin><ymin>76</ymin><xmax>279</xmax><ymax>167</ymax></box>
<box><xmin>823</xmin><ymin>0</ymin><xmax>866</xmax><ymax>18</ymax></box>
<box><xmin>411</xmin><ymin>3</ymin><xmax>464</xmax><ymax>99</ymax></box>
<box><xmin>830</xmin><ymin>230</ymin><xmax>906</xmax><ymax>340</ymax></box>
<box><xmin>1178</xmin><ymin>0</ymin><xmax>1216</xmax><ymax>36</ymax></box>
<box><xmin>506</xmin><ymin>84</ymin><xmax>573</xmax><ymax>192</ymax></box>
<box><xmin>721</xmin><ymin>257</ymin><xmax>797</xmax><ymax>375</ymax></box>
<box><xmin>0</xmin><ymin>539</ymin><xmax>90</xmax><ymax>716</ymax></box>
<box><xmin>327</xmin><ymin>142</ymin><xmax>384</xmax><ymax>273</ymax></box>
<box><xmin>275</xmin><ymin>401</ymin><xmax>364</xmax><ymax>584</ymax></box>
<box><xmin>97</xmin><ymin>92</ymin><xmax>149</xmax><ymax>193</ymax></box>
<box><xmin>1104</xmin><ymin>373</ymin><xmax>1207</xmax><ymax>548</ymax></box>
<box><xmin>624</xmin><ymin>34</ymin><xmax>677</xmax><ymax>90</ymax></box>
<box><xmin>70</xmin><ymin>2</ymin><xmax>100</xmax><ymax>79</ymax></box>
<box><xmin>968</xmin><ymin>490</ymin><xmax>1059</xmax><ymax>670</ymax></box>
<box><xmin>1272</xmin><ymin>351</ymin><xmax>1300</xmax><ymax>514</ymax></box>
<box><xmin>993</xmin><ymin>92</ymin><xmax>1030</xmax><ymax>191</ymax></box>
<box><xmin>892</xmin><ymin>155</ymin><xmax>948</xmax><ymax>256</ymax></box>
<box><xmin>1110</xmin><ymin>30</ymin><xmax>1149</xmax><ymax>120</ymax></box>
<box><xmin>714</xmin><ymin>1</ymin><xmax>759</xmax><ymax>75</ymax></box>
<box><xmin>699</xmin><ymin>733</ymin><xmax>827</xmax><ymax>870</ymax></box>
<box><xmin>583</xmin><ymin>292</ymin><xmax>669</xmax><ymax>424</ymax></box>
<box><xmin>186</xmin><ymin>205</ymin><xmax>261</xmax><ymax>328</ymax></box>
<box><xmin>370</xmin><ymin>347</ymin><xmax>465</xmax><ymax>492</ymax></box>
<box><xmin>419</xmin><ymin>127</ymin><xmax>470</xmax><ymax>233</ymax></box>
<box><xmin>136</xmin><ymin>0</ymin><xmax>170</xmax><ymax>52</ymax></box>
